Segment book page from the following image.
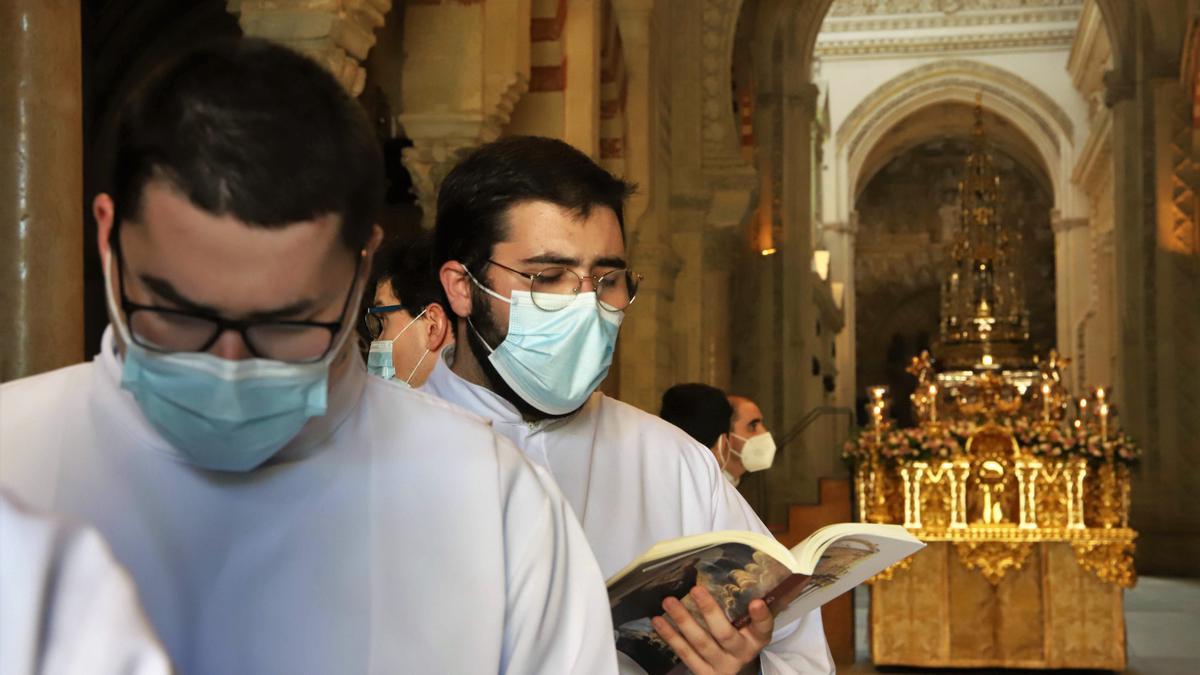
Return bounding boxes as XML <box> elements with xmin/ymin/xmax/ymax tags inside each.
<box><xmin>774</xmin><ymin>524</ymin><xmax>924</xmax><ymax>627</ymax></box>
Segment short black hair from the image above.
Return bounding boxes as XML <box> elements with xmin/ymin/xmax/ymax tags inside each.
<box><xmin>433</xmin><ymin>135</ymin><xmax>635</xmax><ymax>270</ymax></box>
<box><xmin>660</xmin><ymin>383</ymin><xmax>734</xmax><ymax>449</ymax></box>
<box><xmin>371</xmin><ymin>235</ymin><xmax>450</xmax><ymax>319</ymax></box>
<box><xmin>106</xmin><ymin>38</ymin><xmax>384</xmax><ymax>251</ymax></box>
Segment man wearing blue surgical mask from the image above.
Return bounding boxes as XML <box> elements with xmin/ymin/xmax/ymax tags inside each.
<box><xmin>365</xmin><ymin>236</ymin><xmax>455</xmax><ymax>388</ymax></box>
<box><xmin>423</xmin><ymin>136</ymin><xmax>834</xmax><ymax>675</ymax></box>
<box><xmin>0</xmin><ymin>41</ymin><xmax>615</xmax><ymax>674</ymax></box>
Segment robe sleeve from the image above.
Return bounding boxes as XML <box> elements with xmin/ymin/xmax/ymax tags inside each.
<box><xmin>708</xmin><ymin>472</ymin><xmax>837</xmax><ymax>675</ymax></box>
<box><xmin>0</xmin><ymin>493</ymin><xmax>172</xmax><ymax>675</ymax></box>
<box><xmin>498</xmin><ymin>447</ymin><xmax>619</xmax><ymax>674</ymax></box>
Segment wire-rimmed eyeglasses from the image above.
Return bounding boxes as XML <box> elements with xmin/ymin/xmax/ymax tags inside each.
<box><xmin>483</xmin><ymin>259</ymin><xmax>643</xmax><ymax>312</ymax></box>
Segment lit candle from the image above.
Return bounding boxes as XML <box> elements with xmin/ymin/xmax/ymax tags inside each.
<box><xmin>929</xmin><ymin>384</ymin><xmax>938</xmax><ymax>423</ymax></box>
<box><xmin>1099</xmin><ymin>403</ymin><xmax>1109</xmax><ymax>442</ymax></box>
<box><xmin>1041</xmin><ymin>384</ymin><xmax>1051</xmax><ymax>422</ymax></box>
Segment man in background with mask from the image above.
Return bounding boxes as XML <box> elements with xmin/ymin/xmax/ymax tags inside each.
<box><xmin>423</xmin><ymin>136</ymin><xmax>833</xmax><ymax>675</ymax></box>
<box><xmin>0</xmin><ymin>40</ymin><xmax>615</xmax><ymax>674</ymax></box>
<box><xmin>659</xmin><ymin>384</ymin><xmax>777</xmax><ymax>488</ymax></box>
<box><xmin>365</xmin><ymin>236</ymin><xmax>454</xmax><ymax>387</ymax></box>
<box><xmin>724</xmin><ymin>394</ymin><xmax>777</xmax><ymax>487</ymax></box>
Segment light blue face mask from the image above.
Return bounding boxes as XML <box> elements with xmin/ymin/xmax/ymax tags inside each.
<box><xmin>104</xmin><ymin>251</ymin><xmax>355</xmax><ymax>472</ymax></box>
<box><xmin>465</xmin><ymin>265</ymin><xmax>623</xmax><ymax>415</ymax></box>
<box><xmin>367</xmin><ymin>306</ymin><xmax>429</xmax><ymax>385</ymax></box>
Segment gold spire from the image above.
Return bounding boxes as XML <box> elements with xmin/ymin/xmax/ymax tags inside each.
<box><xmin>937</xmin><ymin>94</ymin><xmax>1031</xmax><ymax>371</ymax></box>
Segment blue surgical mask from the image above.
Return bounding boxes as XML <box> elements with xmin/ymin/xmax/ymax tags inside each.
<box><xmin>104</xmin><ymin>251</ymin><xmax>356</xmax><ymax>472</ymax></box>
<box><xmin>367</xmin><ymin>306</ymin><xmax>429</xmax><ymax>385</ymax></box>
<box><xmin>465</xmin><ymin>265</ymin><xmax>622</xmax><ymax>415</ymax></box>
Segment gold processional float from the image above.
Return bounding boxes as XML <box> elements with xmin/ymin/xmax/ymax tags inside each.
<box><xmin>843</xmin><ymin>100</ymin><xmax>1140</xmax><ymax>669</ymax></box>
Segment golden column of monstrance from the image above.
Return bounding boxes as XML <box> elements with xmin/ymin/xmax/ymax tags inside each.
<box><xmin>844</xmin><ymin>98</ymin><xmax>1140</xmax><ymax>591</ymax></box>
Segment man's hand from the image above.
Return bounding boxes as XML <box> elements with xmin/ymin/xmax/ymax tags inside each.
<box><xmin>651</xmin><ymin>585</ymin><xmax>774</xmax><ymax>675</ymax></box>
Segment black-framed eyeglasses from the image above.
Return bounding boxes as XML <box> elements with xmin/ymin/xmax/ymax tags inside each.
<box><xmin>113</xmin><ymin>237</ymin><xmax>361</xmax><ymax>363</ymax></box>
<box><xmin>483</xmin><ymin>259</ymin><xmax>643</xmax><ymax>312</ymax></box>
<box><xmin>364</xmin><ymin>304</ymin><xmax>405</xmax><ymax>340</ymax></box>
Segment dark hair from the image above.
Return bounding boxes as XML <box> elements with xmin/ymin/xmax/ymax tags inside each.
<box><xmin>433</xmin><ymin>135</ymin><xmax>635</xmax><ymax>269</ymax></box>
<box><xmin>107</xmin><ymin>38</ymin><xmax>384</xmax><ymax>251</ymax></box>
<box><xmin>660</xmin><ymin>383</ymin><xmax>734</xmax><ymax>449</ymax></box>
<box><xmin>371</xmin><ymin>235</ymin><xmax>451</xmax><ymax>319</ymax></box>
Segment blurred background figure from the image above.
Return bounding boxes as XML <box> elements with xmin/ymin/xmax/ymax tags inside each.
<box><xmin>0</xmin><ymin>492</ymin><xmax>171</xmax><ymax>675</ymax></box>
<box><xmin>660</xmin><ymin>383</ymin><xmax>777</xmax><ymax>487</ymax></box>
<box><xmin>365</xmin><ymin>236</ymin><xmax>455</xmax><ymax>387</ymax></box>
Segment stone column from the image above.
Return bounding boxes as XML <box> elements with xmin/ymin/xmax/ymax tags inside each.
<box><xmin>699</xmin><ymin>227</ymin><xmax>744</xmax><ymax>390</ymax></box>
<box><xmin>563</xmin><ymin>0</ymin><xmax>601</xmax><ymax>157</ymax></box>
<box><xmin>765</xmin><ymin>65</ymin><xmax>822</xmax><ymax>520</ymax></box>
<box><xmin>824</xmin><ymin>217</ymin><xmax>858</xmax><ymax>414</ymax></box>
<box><xmin>232</xmin><ymin>0</ymin><xmax>392</xmax><ymax>97</ymax></box>
<box><xmin>1052</xmin><ymin>214</ymin><xmax>1090</xmax><ymax>380</ymax></box>
<box><xmin>778</xmin><ymin>78</ymin><xmax>820</xmax><ymax>435</ymax></box>
<box><xmin>0</xmin><ymin>1</ymin><xmax>83</xmax><ymax>381</ymax></box>
<box><xmin>1147</xmin><ymin>76</ymin><xmax>1200</xmax><ymax>574</ymax></box>
<box><xmin>1104</xmin><ymin>64</ymin><xmax>1154</xmax><ymax>449</ymax></box>
<box><xmin>612</xmin><ymin>0</ymin><xmax>677</xmax><ymax>412</ymax></box>
<box><xmin>1086</xmin><ymin>227</ymin><xmax>1117</xmax><ymax>389</ymax></box>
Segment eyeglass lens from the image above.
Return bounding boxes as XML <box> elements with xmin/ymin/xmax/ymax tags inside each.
<box><xmin>129</xmin><ymin>309</ymin><xmax>335</xmax><ymax>362</ymax></box>
<box><xmin>527</xmin><ymin>267</ymin><xmax>640</xmax><ymax>311</ymax></box>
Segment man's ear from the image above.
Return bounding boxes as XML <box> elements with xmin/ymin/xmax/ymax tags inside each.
<box><xmin>364</xmin><ymin>224</ymin><xmax>384</xmax><ymax>257</ymax></box>
<box><xmin>95</xmin><ymin>193</ymin><xmax>116</xmax><ymax>264</ymax></box>
<box><xmin>439</xmin><ymin>260</ymin><xmax>473</xmax><ymax>319</ymax></box>
<box><xmin>424</xmin><ymin>303</ymin><xmax>453</xmax><ymax>350</ymax></box>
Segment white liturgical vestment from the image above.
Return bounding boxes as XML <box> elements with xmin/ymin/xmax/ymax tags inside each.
<box><xmin>422</xmin><ymin>349</ymin><xmax>836</xmax><ymax>674</ymax></box>
<box><xmin>0</xmin><ymin>492</ymin><xmax>170</xmax><ymax>675</ymax></box>
<box><xmin>0</xmin><ymin>328</ymin><xmax>617</xmax><ymax>675</ymax></box>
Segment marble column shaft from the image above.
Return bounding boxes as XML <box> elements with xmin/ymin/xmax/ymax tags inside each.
<box><xmin>0</xmin><ymin>1</ymin><xmax>84</xmax><ymax>381</ymax></box>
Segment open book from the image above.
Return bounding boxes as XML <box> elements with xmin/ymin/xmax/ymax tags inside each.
<box><xmin>607</xmin><ymin>523</ymin><xmax>924</xmax><ymax>674</ymax></box>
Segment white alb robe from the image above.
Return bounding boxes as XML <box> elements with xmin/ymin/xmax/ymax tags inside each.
<box><xmin>422</xmin><ymin>350</ymin><xmax>836</xmax><ymax>674</ymax></box>
<box><xmin>0</xmin><ymin>328</ymin><xmax>617</xmax><ymax>675</ymax></box>
<box><xmin>0</xmin><ymin>491</ymin><xmax>171</xmax><ymax>675</ymax></box>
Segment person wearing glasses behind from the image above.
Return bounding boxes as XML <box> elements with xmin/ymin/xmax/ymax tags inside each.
<box><xmin>364</xmin><ymin>236</ymin><xmax>455</xmax><ymax>387</ymax></box>
<box><xmin>422</xmin><ymin>136</ymin><xmax>834</xmax><ymax>675</ymax></box>
<box><xmin>0</xmin><ymin>40</ymin><xmax>616</xmax><ymax>674</ymax></box>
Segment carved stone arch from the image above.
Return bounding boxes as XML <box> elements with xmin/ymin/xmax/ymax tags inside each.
<box><xmin>701</xmin><ymin>0</ymin><xmax>751</xmax><ymax>169</ymax></box>
<box><xmin>837</xmin><ymin>62</ymin><xmax>1069</xmax><ymax>210</ymax></box>
<box><xmin>790</xmin><ymin>0</ymin><xmax>836</xmax><ymax>79</ymax></box>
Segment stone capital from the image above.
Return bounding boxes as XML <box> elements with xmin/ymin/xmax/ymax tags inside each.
<box><xmin>628</xmin><ymin>235</ymin><xmax>683</xmax><ymax>293</ymax></box>
<box><xmin>702</xmin><ymin>228</ymin><xmax>745</xmax><ymax>271</ymax></box>
<box><xmin>822</xmin><ymin>221</ymin><xmax>859</xmax><ymax>237</ymax></box>
<box><xmin>232</xmin><ymin>0</ymin><xmax>392</xmax><ymax>97</ymax></box>
<box><xmin>1052</xmin><ymin>216</ymin><xmax>1089</xmax><ymax>234</ymax></box>
<box><xmin>399</xmin><ymin>136</ymin><xmax>481</xmax><ymax>230</ymax></box>
<box><xmin>784</xmin><ymin>82</ymin><xmax>821</xmax><ymax>115</ymax></box>
<box><xmin>1103</xmin><ymin>68</ymin><xmax>1136</xmax><ymax>108</ymax></box>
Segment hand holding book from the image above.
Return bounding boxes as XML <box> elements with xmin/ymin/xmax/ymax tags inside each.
<box><xmin>607</xmin><ymin>523</ymin><xmax>924</xmax><ymax>674</ymax></box>
<box><xmin>650</xmin><ymin>585</ymin><xmax>772</xmax><ymax>675</ymax></box>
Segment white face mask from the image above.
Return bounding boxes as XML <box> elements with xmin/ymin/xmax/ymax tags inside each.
<box><xmin>730</xmin><ymin>431</ymin><xmax>777</xmax><ymax>473</ymax></box>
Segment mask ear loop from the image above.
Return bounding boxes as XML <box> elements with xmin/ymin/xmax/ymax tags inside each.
<box><xmin>404</xmin><ymin>348</ymin><xmax>431</xmax><ymax>385</ymax></box>
<box><xmin>717</xmin><ymin>434</ymin><xmax>731</xmax><ymax>469</ymax></box>
<box><xmin>381</xmin><ymin>305</ymin><xmax>429</xmax><ymax>345</ymax></box>
<box><xmin>461</xmin><ymin>264</ymin><xmax>505</xmax><ymax>353</ymax></box>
